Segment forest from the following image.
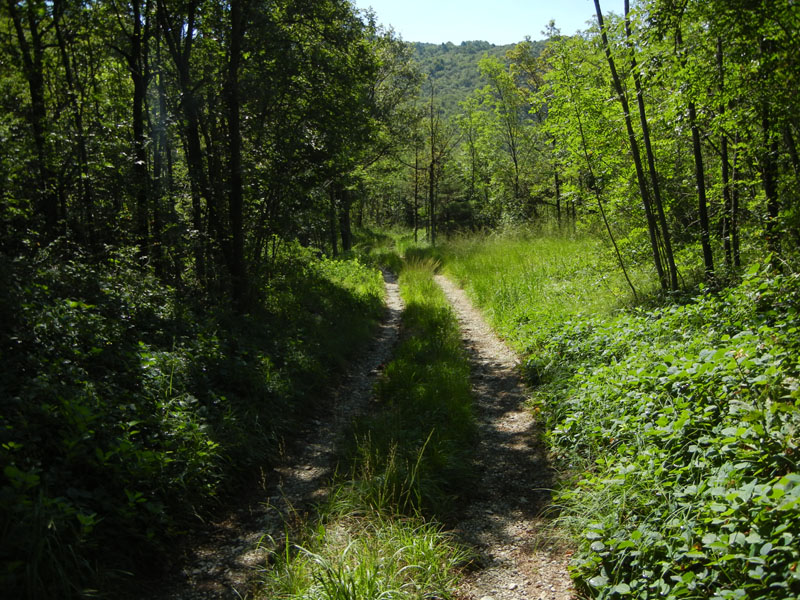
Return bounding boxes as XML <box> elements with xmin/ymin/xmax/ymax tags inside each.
<box><xmin>1</xmin><ymin>0</ymin><xmax>799</xmax><ymax>598</ymax></box>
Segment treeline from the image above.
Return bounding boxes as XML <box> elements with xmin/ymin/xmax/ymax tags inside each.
<box><xmin>411</xmin><ymin>41</ymin><xmax>518</xmax><ymax>117</ymax></box>
<box><xmin>0</xmin><ymin>0</ymin><xmax>420</xmax><ymax>303</ymax></box>
<box><xmin>366</xmin><ymin>0</ymin><xmax>799</xmax><ymax>285</ymax></box>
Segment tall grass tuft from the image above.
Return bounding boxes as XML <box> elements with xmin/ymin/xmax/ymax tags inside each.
<box><xmin>263</xmin><ymin>508</ymin><xmax>468</xmax><ymax>600</ymax></box>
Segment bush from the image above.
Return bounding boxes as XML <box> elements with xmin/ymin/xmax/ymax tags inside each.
<box><xmin>0</xmin><ymin>241</ymin><xmax>384</xmax><ymax>597</ymax></box>
<box><xmin>536</xmin><ymin>264</ymin><xmax>800</xmax><ymax>598</ymax></box>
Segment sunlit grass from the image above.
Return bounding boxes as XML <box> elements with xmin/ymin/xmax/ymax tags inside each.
<box><xmin>262</xmin><ymin>507</ymin><xmax>468</xmax><ymax>600</ymax></box>
<box><xmin>436</xmin><ymin>230</ymin><xmax>658</xmax><ymax>353</ymax></box>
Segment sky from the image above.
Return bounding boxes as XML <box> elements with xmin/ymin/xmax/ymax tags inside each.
<box><xmin>351</xmin><ymin>0</ymin><xmax>599</xmax><ymax>45</ymax></box>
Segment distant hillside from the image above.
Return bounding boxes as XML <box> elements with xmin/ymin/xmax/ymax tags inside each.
<box><xmin>411</xmin><ymin>40</ymin><xmax>544</xmax><ymax>117</ymax></box>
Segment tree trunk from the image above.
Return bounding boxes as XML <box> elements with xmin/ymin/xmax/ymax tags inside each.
<box><xmin>718</xmin><ymin>39</ymin><xmax>734</xmax><ymax>269</ymax></box>
<box><xmin>157</xmin><ymin>0</ymin><xmax>207</xmax><ymax>281</ymax></box>
<box><xmin>564</xmin><ymin>46</ymin><xmax>638</xmax><ymax>301</ymax></box>
<box><xmin>784</xmin><ymin>125</ymin><xmax>800</xmax><ymax>178</ymax></box>
<box><xmin>759</xmin><ymin>38</ymin><xmax>781</xmax><ymax>260</ymax></box>
<box><xmin>731</xmin><ymin>140</ymin><xmax>741</xmax><ymax>267</ymax></box>
<box><xmin>721</xmin><ymin>132</ymin><xmax>733</xmax><ymax>268</ymax></box>
<box><xmin>672</xmin><ymin>26</ymin><xmax>713</xmax><ymax>280</ymax></box>
<box><xmin>131</xmin><ymin>0</ymin><xmax>150</xmax><ymax>255</ymax></box>
<box><xmin>53</xmin><ymin>0</ymin><xmax>94</xmax><ymax>239</ymax></box>
<box><xmin>552</xmin><ymin>138</ymin><xmax>561</xmax><ymax>228</ymax></box>
<box><xmin>329</xmin><ymin>185</ymin><xmax>339</xmax><ymax>257</ymax></box>
<box><xmin>625</xmin><ymin>0</ymin><xmax>678</xmax><ymax>290</ymax></box>
<box><xmin>429</xmin><ymin>158</ymin><xmax>436</xmax><ymax>246</ymax></box>
<box><xmin>687</xmin><ymin>100</ymin><xmax>714</xmax><ymax>279</ymax></box>
<box><xmin>762</xmin><ymin>111</ymin><xmax>781</xmax><ymax>258</ymax></box>
<box><xmin>594</xmin><ymin>0</ymin><xmax>667</xmax><ymax>291</ymax></box>
<box><xmin>227</xmin><ymin>0</ymin><xmax>246</xmax><ymax>307</ymax></box>
<box><xmin>151</xmin><ymin>33</ymin><xmax>172</xmax><ymax>277</ymax></box>
<box><xmin>413</xmin><ymin>144</ymin><xmax>420</xmax><ymax>243</ymax></box>
<box><xmin>429</xmin><ymin>84</ymin><xmax>437</xmax><ymax>246</ymax></box>
<box><xmin>8</xmin><ymin>0</ymin><xmax>57</xmax><ymax>236</ymax></box>
<box><xmin>339</xmin><ymin>187</ymin><xmax>352</xmax><ymax>252</ymax></box>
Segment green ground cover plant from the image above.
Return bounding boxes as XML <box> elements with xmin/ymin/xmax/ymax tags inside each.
<box><xmin>0</xmin><ymin>241</ymin><xmax>384</xmax><ymax>598</ymax></box>
<box><xmin>437</xmin><ymin>231</ymin><xmax>800</xmax><ymax>599</ymax></box>
<box><xmin>261</xmin><ymin>250</ymin><xmax>475</xmax><ymax>599</ymax></box>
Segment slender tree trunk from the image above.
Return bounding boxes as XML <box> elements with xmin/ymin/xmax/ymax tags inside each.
<box><xmin>131</xmin><ymin>0</ymin><xmax>150</xmax><ymax>254</ymax></box>
<box><xmin>551</xmin><ymin>138</ymin><xmax>561</xmax><ymax>228</ymax></box>
<box><xmin>8</xmin><ymin>0</ymin><xmax>57</xmax><ymax>236</ymax></box>
<box><xmin>674</xmin><ymin>27</ymin><xmax>713</xmax><ymax>279</ymax></box>
<box><xmin>625</xmin><ymin>0</ymin><xmax>678</xmax><ymax>289</ymax></box>
<box><xmin>329</xmin><ymin>184</ymin><xmax>339</xmax><ymax>257</ymax></box>
<box><xmin>721</xmin><ymin>133</ymin><xmax>733</xmax><ymax>268</ymax></box>
<box><xmin>227</xmin><ymin>0</ymin><xmax>246</xmax><ymax>306</ymax></box>
<box><xmin>151</xmin><ymin>35</ymin><xmax>172</xmax><ymax>277</ymax></box>
<box><xmin>202</xmin><ymin>98</ymin><xmax>228</xmax><ymax>267</ymax></box>
<box><xmin>594</xmin><ymin>0</ymin><xmax>667</xmax><ymax>291</ymax></box>
<box><xmin>53</xmin><ymin>1</ymin><xmax>94</xmax><ymax>238</ymax></box>
<box><xmin>784</xmin><ymin>126</ymin><xmax>800</xmax><ymax>177</ymax></box>
<box><xmin>429</xmin><ymin>158</ymin><xmax>436</xmax><ymax>246</ymax></box>
<box><xmin>759</xmin><ymin>39</ymin><xmax>782</xmax><ymax>259</ymax></box>
<box><xmin>413</xmin><ymin>144</ymin><xmax>420</xmax><ymax>243</ymax></box>
<box><xmin>565</xmin><ymin>50</ymin><xmax>638</xmax><ymax>301</ymax></box>
<box><xmin>555</xmin><ymin>171</ymin><xmax>562</xmax><ymax>227</ymax></box>
<box><xmin>731</xmin><ymin>140</ymin><xmax>741</xmax><ymax>267</ymax></box>
<box><xmin>158</xmin><ymin>0</ymin><xmax>207</xmax><ymax>281</ymax></box>
<box><xmin>687</xmin><ymin>100</ymin><xmax>714</xmax><ymax>278</ymax></box>
<box><xmin>339</xmin><ymin>186</ymin><xmax>353</xmax><ymax>252</ymax></box>
<box><xmin>718</xmin><ymin>39</ymin><xmax>734</xmax><ymax>269</ymax></box>
<box><xmin>762</xmin><ymin>110</ymin><xmax>781</xmax><ymax>258</ymax></box>
<box><xmin>429</xmin><ymin>85</ymin><xmax>437</xmax><ymax>246</ymax></box>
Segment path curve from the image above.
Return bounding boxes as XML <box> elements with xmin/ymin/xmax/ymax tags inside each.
<box><xmin>148</xmin><ymin>269</ymin><xmax>404</xmax><ymax>599</ymax></box>
<box><xmin>434</xmin><ymin>275</ymin><xmax>575</xmax><ymax>600</ymax></box>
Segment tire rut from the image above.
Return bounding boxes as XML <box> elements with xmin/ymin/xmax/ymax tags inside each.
<box><xmin>144</xmin><ymin>269</ymin><xmax>404</xmax><ymax>600</ymax></box>
<box><xmin>434</xmin><ymin>275</ymin><xmax>576</xmax><ymax>600</ymax></box>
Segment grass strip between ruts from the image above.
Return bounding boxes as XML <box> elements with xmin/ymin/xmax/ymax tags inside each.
<box><xmin>260</xmin><ymin>254</ymin><xmax>476</xmax><ymax>600</ymax></box>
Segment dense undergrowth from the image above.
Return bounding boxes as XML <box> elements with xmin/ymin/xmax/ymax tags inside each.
<box><xmin>0</xmin><ymin>240</ymin><xmax>384</xmax><ymax>598</ymax></box>
<box><xmin>261</xmin><ymin>244</ymin><xmax>475</xmax><ymax>599</ymax></box>
<box><xmin>437</xmin><ymin>232</ymin><xmax>800</xmax><ymax>599</ymax></box>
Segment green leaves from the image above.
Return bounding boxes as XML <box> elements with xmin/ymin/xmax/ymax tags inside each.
<box><xmin>543</xmin><ymin>269</ymin><xmax>800</xmax><ymax>598</ymax></box>
<box><xmin>0</xmin><ymin>244</ymin><xmax>386</xmax><ymax>596</ymax></box>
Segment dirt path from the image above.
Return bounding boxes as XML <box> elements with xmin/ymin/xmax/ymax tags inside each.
<box><xmin>434</xmin><ymin>275</ymin><xmax>576</xmax><ymax>600</ymax></box>
<box><xmin>148</xmin><ymin>269</ymin><xmax>404</xmax><ymax>600</ymax></box>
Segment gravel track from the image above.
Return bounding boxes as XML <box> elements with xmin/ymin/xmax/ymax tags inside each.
<box><xmin>142</xmin><ymin>269</ymin><xmax>575</xmax><ymax>600</ymax></box>
<box><xmin>434</xmin><ymin>274</ymin><xmax>576</xmax><ymax>600</ymax></box>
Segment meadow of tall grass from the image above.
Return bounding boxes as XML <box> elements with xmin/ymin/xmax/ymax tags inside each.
<box><xmin>436</xmin><ymin>231</ymin><xmax>657</xmax><ymax>353</ymax></box>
